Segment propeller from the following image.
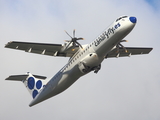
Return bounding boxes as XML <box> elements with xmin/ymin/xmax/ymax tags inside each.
<box><xmin>64</xmin><ymin>29</ymin><xmax>84</xmax><ymax>49</ymax></box>
<box><xmin>116</xmin><ymin>40</ymin><xmax>128</xmax><ymax>53</ymax></box>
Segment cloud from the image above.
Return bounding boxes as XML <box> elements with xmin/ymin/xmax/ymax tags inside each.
<box><xmin>0</xmin><ymin>0</ymin><xmax>160</xmax><ymax>120</ymax></box>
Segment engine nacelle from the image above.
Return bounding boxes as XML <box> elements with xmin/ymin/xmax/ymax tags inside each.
<box><xmin>81</xmin><ymin>53</ymin><xmax>100</xmax><ymax>66</ymax></box>
<box><xmin>78</xmin><ymin>53</ymin><xmax>102</xmax><ymax>73</ymax></box>
<box><xmin>61</xmin><ymin>42</ymin><xmax>75</xmax><ymax>52</ymax></box>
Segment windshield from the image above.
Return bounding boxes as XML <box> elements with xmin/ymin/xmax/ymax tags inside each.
<box><xmin>116</xmin><ymin>16</ymin><xmax>128</xmax><ymax>22</ymax></box>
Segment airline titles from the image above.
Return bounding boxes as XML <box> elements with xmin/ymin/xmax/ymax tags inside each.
<box><xmin>95</xmin><ymin>23</ymin><xmax>121</xmax><ymax>46</ymax></box>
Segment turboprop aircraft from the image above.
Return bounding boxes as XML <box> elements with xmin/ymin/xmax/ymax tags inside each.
<box><xmin>5</xmin><ymin>16</ymin><xmax>152</xmax><ymax>107</ymax></box>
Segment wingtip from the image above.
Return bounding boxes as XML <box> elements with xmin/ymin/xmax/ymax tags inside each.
<box><xmin>5</xmin><ymin>41</ymin><xmax>13</xmax><ymax>48</ymax></box>
<box><xmin>149</xmin><ymin>48</ymin><xmax>153</xmax><ymax>52</ymax></box>
<box><xmin>5</xmin><ymin>77</ymin><xmax>9</xmax><ymax>80</ymax></box>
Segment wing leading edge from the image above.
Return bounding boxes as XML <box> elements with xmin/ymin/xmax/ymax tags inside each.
<box><xmin>5</xmin><ymin>41</ymin><xmax>79</xmax><ymax>57</ymax></box>
<box><xmin>106</xmin><ymin>47</ymin><xmax>153</xmax><ymax>58</ymax></box>
<box><xmin>5</xmin><ymin>42</ymin><xmax>152</xmax><ymax>58</ymax></box>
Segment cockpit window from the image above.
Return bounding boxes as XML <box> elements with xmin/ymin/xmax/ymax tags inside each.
<box><xmin>116</xmin><ymin>16</ymin><xmax>128</xmax><ymax>22</ymax></box>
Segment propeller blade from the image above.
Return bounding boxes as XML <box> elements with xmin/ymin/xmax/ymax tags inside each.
<box><xmin>116</xmin><ymin>44</ymin><xmax>120</xmax><ymax>53</ymax></box>
<box><xmin>119</xmin><ymin>43</ymin><xmax>128</xmax><ymax>53</ymax></box>
<box><xmin>73</xmin><ymin>29</ymin><xmax>76</xmax><ymax>38</ymax></box>
<box><xmin>65</xmin><ymin>30</ymin><xmax>73</xmax><ymax>39</ymax></box>
<box><xmin>116</xmin><ymin>41</ymin><xmax>128</xmax><ymax>53</ymax></box>
<box><xmin>65</xmin><ymin>41</ymin><xmax>73</xmax><ymax>49</ymax></box>
<box><xmin>77</xmin><ymin>37</ymin><xmax>84</xmax><ymax>40</ymax></box>
<box><xmin>64</xmin><ymin>29</ymin><xmax>83</xmax><ymax>50</ymax></box>
<box><xmin>118</xmin><ymin>43</ymin><xmax>124</xmax><ymax>48</ymax></box>
<box><xmin>64</xmin><ymin>40</ymin><xmax>70</xmax><ymax>42</ymax></box>
<box><xmin>76</xmin><ymin>41</ymin><xmax>83</xmax><ymax>49</ymax></box>
<box><xmin>120</xmin><ymin>40</ymin><xmax>128</xmax><ymax>42</ymax></box>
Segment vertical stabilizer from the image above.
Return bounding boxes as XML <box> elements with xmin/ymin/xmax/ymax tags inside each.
<box><xmin>5</xmin><ymin>72</ymin><xmax>48</xmax><ymax>99</ymax></box>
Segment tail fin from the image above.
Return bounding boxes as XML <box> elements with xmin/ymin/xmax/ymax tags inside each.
<box><xmin>5</xmin><ymin>72</ymin><xmax>48</xmax><ymax>99</ymax></box>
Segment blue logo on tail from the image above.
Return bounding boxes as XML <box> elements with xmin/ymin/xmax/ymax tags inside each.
<box><xmin>28</xmin><ymin>77</ymin><xmax>35</xmax><ymax>90</ymax></box>
<box><xmin>27</xmin><ymin>77</ymin><xmax>43</xmax><ymax>99</ymax></box>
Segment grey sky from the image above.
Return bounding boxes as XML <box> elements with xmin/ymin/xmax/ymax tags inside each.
<box><xmin>0</xmin><ymin>0</ymin><xmax>160</xmax><ymax>120</ymax></box>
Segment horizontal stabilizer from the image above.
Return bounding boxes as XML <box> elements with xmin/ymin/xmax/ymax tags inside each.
<box><xmin>5</xmin><ymin>75</ymin><xmax>28</xmax><ymax>81</ymax></box>
<box><xmin>6</xmin><ymin>74</ymin><xmax>47</xmax><ymax>81</ymax></box>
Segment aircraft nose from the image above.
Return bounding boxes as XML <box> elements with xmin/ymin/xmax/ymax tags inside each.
<box><xmin>129</xmin><ymin>17</ymin><xmax>137</xmax><ymax>23</ymax></box>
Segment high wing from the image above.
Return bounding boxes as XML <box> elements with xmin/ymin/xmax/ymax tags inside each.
<box><xmin>106</xmin><ymin>47</ymin><xmax>153</xmax><ymax>58</ymax></box>
<box><xmin>5</xmin><ymin>41</ymin><xmax>79</xmax><ymax>57</ymax></box>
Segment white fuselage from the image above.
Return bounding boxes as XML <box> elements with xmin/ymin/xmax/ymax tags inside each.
<box><xmin>29</xmin><ymin>16</ymin><xmax>136</xmax><ymax>106</ymax></box>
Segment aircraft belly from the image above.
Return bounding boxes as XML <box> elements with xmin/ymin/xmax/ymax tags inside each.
<box><xmin>29</xmin><ymin>65</ymin><xmax>82</xmax><ymax>106</ymax></box>
<box><xmin>54</xmin><ymin>66</ymin><xmax>82</xmax><ymax>94</ymax></box>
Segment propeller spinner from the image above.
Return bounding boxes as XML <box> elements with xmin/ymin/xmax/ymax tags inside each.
<box><xmin>65</xmin><ymin>29</ymin><xmax>84</xmax><ymax>49</ymax></box>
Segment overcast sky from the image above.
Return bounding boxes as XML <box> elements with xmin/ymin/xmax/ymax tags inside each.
<box><xmin>0</xmin><ymin>0</ymin><xmax>160</xmax><ymax>120</ymax></box>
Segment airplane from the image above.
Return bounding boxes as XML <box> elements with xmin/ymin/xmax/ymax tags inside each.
<box><xmin>5</xmin><ymin>16</ymin><xmax>152</xmax><ymax>107</ymax></box>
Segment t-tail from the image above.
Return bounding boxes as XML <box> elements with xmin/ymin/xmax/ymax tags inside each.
<box><xmin>5</xmin><ymin>72</ymin><xmax>48</xmax><ymax>99</ymax></box>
